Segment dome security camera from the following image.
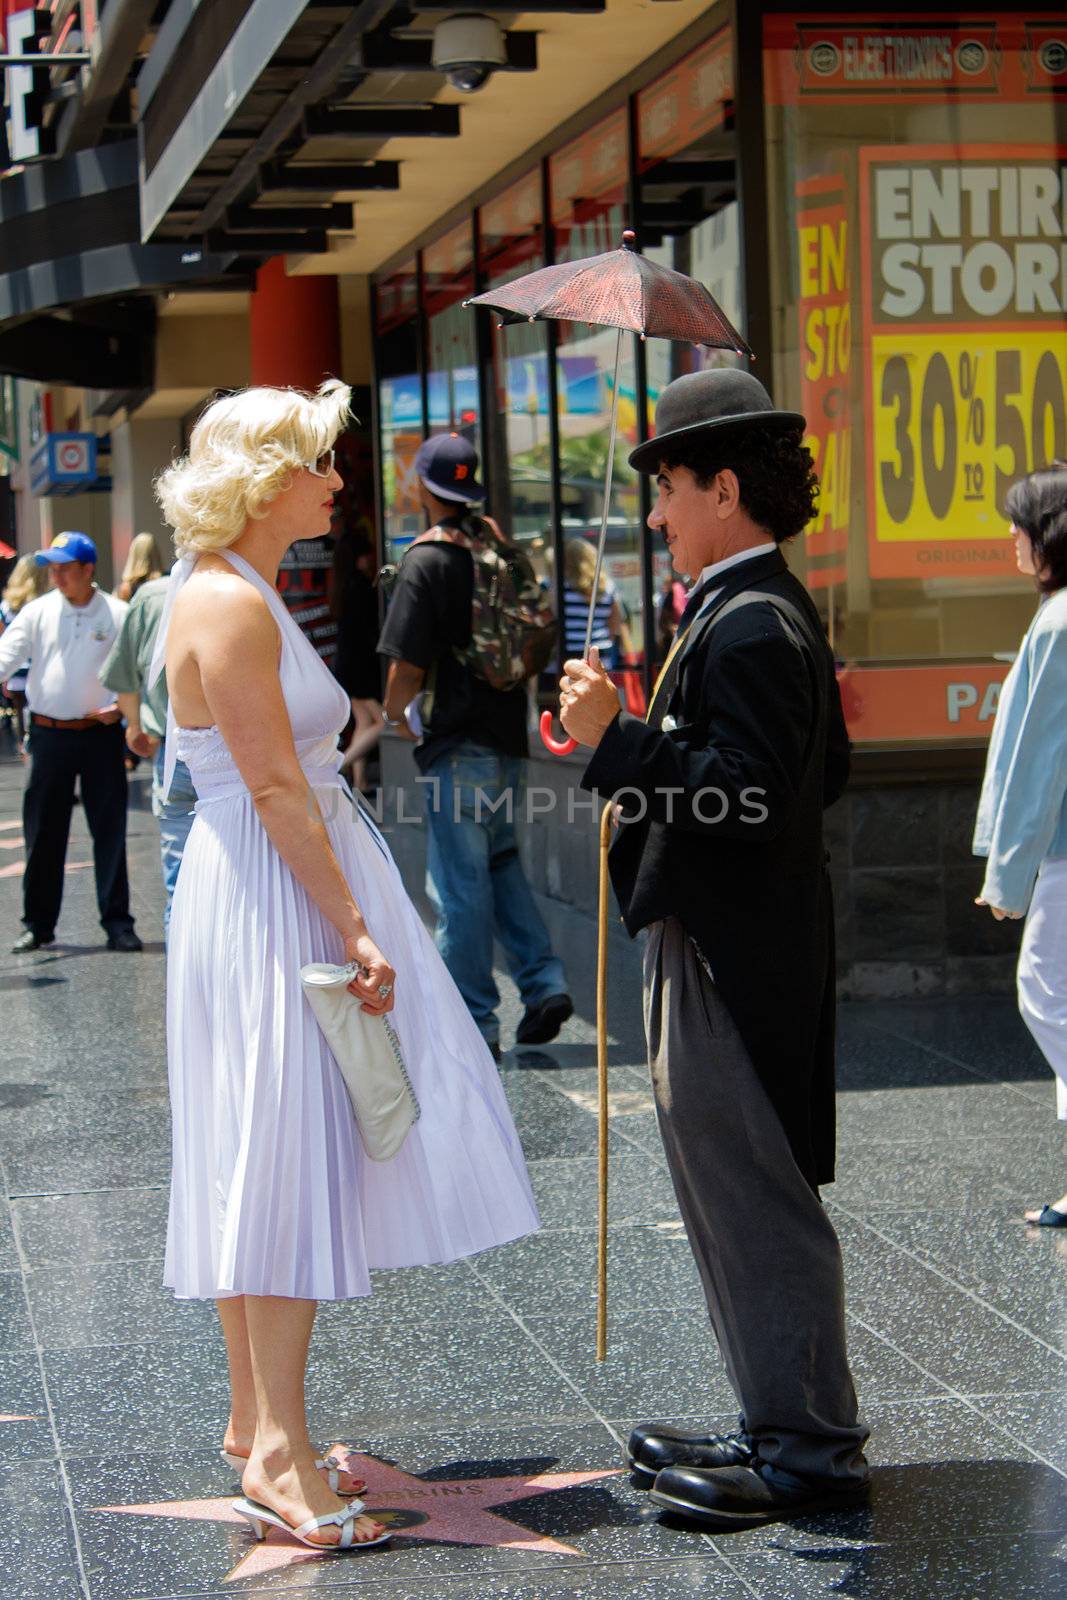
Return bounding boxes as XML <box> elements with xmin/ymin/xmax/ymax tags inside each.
<box><xmin>432</xmin><ymin>13</ymin><xmax>507</xmax><ymax>92</ymax></box>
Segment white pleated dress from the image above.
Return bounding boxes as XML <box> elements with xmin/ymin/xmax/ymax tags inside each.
<box><xmin>163</xmin><ymin>550</ymin><xmax>540</xmax><ymax>1300</ymax></box>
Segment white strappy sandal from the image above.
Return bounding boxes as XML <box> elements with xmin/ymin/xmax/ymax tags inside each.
<box><xmin>231</xmin><ymin>1495</ymin><xmax>390</xmax><ymax>1550</ymax></box>
<box><xmin>221</xmin><ymin>1447</ymin><xmax>366</xmax><ymax>1497</ymax></box>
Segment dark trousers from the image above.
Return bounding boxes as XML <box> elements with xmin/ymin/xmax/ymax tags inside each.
<box><xmin>22</xmin><ymin>721</ymin><xmax>134</xmax><ymax>939</ymax></box>
<box><xmin>643</xmin><ymin>917</ymin><xmax>869</xmax><ymax>1487</ymax></box>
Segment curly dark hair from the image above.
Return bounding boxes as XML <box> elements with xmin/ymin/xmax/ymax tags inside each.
<box><xmin>1004</xmin><ymin>462</ymin><xmax>1067</xmax><ymax>595</ymax></box>
<box><xmin>658</xmin><ymin>425</ymin><xmax>818</xmax><ymax>543</ymax></box>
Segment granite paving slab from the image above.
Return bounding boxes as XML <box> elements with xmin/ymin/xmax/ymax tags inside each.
<box><xmin>0</xmin><ymin>753</ymin><xmax>1064</xmax><ymax>1600</ymax></box>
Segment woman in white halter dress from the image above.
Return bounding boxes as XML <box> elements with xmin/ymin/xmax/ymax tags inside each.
<box><xmin>154</xmin><ymin>380</ymin><xmax>538</xmax><ymax>1552</ymax></box>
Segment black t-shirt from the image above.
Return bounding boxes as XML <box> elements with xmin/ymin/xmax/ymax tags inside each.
<box><xmin>377</xmin><ymin>534</ymin><xmax>529</xmax><ymax>772</ymax></box>
<box><xmin>334</xmin><ymin>568</ymin><xmax>380</xmax><ymax>699</ymax></box>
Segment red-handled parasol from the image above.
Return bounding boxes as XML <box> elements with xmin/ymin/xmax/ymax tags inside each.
<box><xmin>466</xmin><ymin>229</ymin><xmax>750</xmax><ymax>755</ymax></box>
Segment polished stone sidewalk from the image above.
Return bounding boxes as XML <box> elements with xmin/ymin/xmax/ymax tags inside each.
<box><xmin>1</xmin><ymin>746</ymin><xmax>1066</xmax><ymax>1599</ymax></box>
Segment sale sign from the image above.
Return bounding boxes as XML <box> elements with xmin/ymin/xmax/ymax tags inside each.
<box><xmin>861</xmin><ymin>144</ymin><xmax>1067</xmax><ymax>579</ymax></box>
<box><xmin>796</xmin><ymin>173</ymin><xmax>851</xmax><ymax>589</ymax></box>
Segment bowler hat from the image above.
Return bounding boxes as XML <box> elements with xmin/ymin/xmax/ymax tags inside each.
<box><xmin>629</xmin><ymin>369</ymin><xmax>804</xmax><ymax>475</ymax></box>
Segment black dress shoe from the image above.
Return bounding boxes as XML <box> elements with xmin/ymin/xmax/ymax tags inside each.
<box><xmin>627</xmin><ymin>1423</ymin><xmax>754</xmax><ymax>1488</ymax></box>
<box><xmin>515</xmin><ymin>993</ymin><xmax>573</xmax><ymax>1045</ymax></box>
<box><xmin>11</xmin><ymin>929</ymin><xmax>53</xmax><ymax>954</ymax></box>
<box><xmin>650</xmin><ymin>1462</ymin><xmax>870</xmax><ymax>1531</ymax></box>
<box><xmin>106</xmin><ymin>928</ymin><xmax>143</xmax><ymax>952</ymax></box>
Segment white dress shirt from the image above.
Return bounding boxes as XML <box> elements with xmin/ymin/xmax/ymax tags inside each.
<box><xmin>690</xmin><ymin>542</ymin><xmax>778</xmax><ymax>617</ymax></box>
<box><xmin>0</xmin><ymin>586</ymin><xmax>127</xmax><ymax>719</ymax></box>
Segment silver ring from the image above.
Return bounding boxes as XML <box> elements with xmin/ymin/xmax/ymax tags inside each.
<box><xmin>377</xmin><ymin>983</ymin><xmax>393</xmax><ymax>1000</ymax></box>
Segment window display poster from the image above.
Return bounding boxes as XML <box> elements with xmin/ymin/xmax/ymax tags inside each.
<box><xmin>861</xmin><ymin>145</ymin><xmax>1067</xmax><ymax>579</ymax></box>
<box><xmin>796</xmin><ymin>173</ymin><xmax>851</xmax><ymax>589</ymax></box>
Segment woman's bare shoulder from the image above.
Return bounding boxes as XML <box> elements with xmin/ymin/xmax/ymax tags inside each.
<box><xmin>173</xmin><ymin>563</ymin><xmax>274</xmax><ymax>635</ymax></box>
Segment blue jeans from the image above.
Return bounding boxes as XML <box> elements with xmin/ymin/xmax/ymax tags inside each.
<box><xmin>152</xmin><ymin>743</ymin><xmax>197</xmax><ymax>940</ymax></box>
<box><xmin>422</xmin><ymin>742</ymin><xmax>567</xmax><ymax>1046</ymax></box>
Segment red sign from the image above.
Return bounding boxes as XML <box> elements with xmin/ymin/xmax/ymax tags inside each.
<box><xmin>766</xmin><ymin>15</ymin><xmax>1067</xmax><ymax>104</ymax></box>
<box><xmin>550</xmin><ymin>108</ymin><xmax>628</xmax><ymax>222</ymax></box>
<box><xmin>1023</xmin><ymin>24</ymin><xmax>1067</xmax><ymax>93</ymax></box>
<box><xmin>637</xmin><ymin>29</ymin><xmax>733</xmax><ymax>167</ymax></box>
<box><xmin>838</xmin><ymin>661</ymin><xmax>1010</xmax><ymax>743</ymax></box>
<box><xmin>375</xmin><ymin>260</ymin><xmax>418</xmax><ymax>334</ymax></box>
<box><xmin>481</xmin><ymin>169</ymin><xmax>541</xmax><ymax>251</ymax></box>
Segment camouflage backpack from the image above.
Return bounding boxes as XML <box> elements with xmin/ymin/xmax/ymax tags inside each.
<box><xmin>389</xmin><ymin>514</ymin><xmax>557</xmax><ymax>691</ymax></box>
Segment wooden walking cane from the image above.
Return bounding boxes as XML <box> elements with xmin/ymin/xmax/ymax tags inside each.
<box><xmin>596</xmin><ymin>798</ymin><xmax>613</xmax><ymax>1362</ymax></box>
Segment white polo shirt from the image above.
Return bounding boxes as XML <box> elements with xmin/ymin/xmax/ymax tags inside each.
<box><xmin>0</xmin><ymin>586</ymin><xmax>127</xmax><ymax>719</ymax></box>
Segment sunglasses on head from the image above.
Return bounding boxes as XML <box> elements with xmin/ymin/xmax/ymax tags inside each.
<box><xmin>306</xmin><ymin>449</ymin><xmax>336</xmax><ymax>478</ymax></box>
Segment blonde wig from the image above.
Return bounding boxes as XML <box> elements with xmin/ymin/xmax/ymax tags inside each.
<box><xmin>121</xmin><ymin>532</ymin><xmax>164</xmax><ymax>586</ymax></box>
<box><xmin>156</xmin><ymin>378</ymin><xmax>351</xmax><ymax>557</ymax></box>
<box><xmin>564</xmin><ymin>536</ymin><xmax>607</xmax><ymax>598</ymax></box>
<box><xmin>2</xmin><ymin>554</ymin><xmax>43</xmax><ymax>614</ymax></box>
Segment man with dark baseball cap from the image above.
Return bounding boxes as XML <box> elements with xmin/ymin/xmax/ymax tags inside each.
<box><xmin>379</xmin><ymin>432</ymin><xmax>572</xmax><ymax>1059</ymax></box>
<box><xmin>558</xmin><ymin>368</ymin><xmax>868</xmax><ymax>1531</ymax></box>
<box><xmin>0</xmin><ymin>533</ymin><xmax>141</xmax><ymax>953</ymax></box>
<box><xmin>413</xmin><ymin>432</ymin><xmax>487</xmax><ymax>503</ymax></box>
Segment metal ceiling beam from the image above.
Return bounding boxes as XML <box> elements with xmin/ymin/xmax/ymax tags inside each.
<box><xmin>358</xmin><ymin>29</ymin><xmax>537</xmax><ymax>71</ymax></box>
<box><xmin>55</xmin><ymin>0</ymin><xmax>159</xmax><ymax>155</ymax></box>
<box><xmin>0</xmin><ymin>312</ymin><xmax>152</xmax><ymax>386</ymax></box>
<box><xmin>187</xmin><ymin>0</ymin><xmax>394</xmax><ymax>236</ymax></box>
<box><xmin>638</xmin><ymin>198</ymin><xmax>713</xmax><ymax>227</ymax></box>
<box><xmin>407</xmin><ymin>0</ymin><xmax>603</xmax><ymax>10</ymax></box>
<box><xmin>205</xmin><ymin>227</ymin><xmax>330</xmax><ymax>253</ymax></box>
<box><xmin>258</xmin><ymin>159</ymin><xmax>401</xmax><ymax>192</ymax></box>
<box><xmin>303</xmin><ymin>103</ymin><xmax>460</xmax><ymax>139</ymax></box>
<box><xmin>225</xmin><ymin>201</ymin><xmax>354</xmax><ymax>229</ymax></box>
<box><xmin>640</xmin><ymin>159</ymin><xmax>735</xmax><ymax>187</ymax></box>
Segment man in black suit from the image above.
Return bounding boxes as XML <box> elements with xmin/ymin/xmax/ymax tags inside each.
<box><xmin>559</xmin><ymin>369</ymin><xmax>869</xmax><ymax>1530</ymax></box>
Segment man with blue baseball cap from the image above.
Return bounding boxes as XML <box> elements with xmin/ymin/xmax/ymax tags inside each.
<box><xmin>0</xmin><ymin>533</ymin><xmax>142</xmax><ymax>953</ymax></box>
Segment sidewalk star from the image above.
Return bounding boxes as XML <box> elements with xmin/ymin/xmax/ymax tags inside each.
<box><xmin>96</xmin><ymin>1449</ymin><xmax>625</xmax><ymax>1581</ymax></box>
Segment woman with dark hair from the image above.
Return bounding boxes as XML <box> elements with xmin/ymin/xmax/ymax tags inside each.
<box><xmin>974</xmin><ymin>461</ymin><xmax>1067</xmax><ymax>1224</ymax></box>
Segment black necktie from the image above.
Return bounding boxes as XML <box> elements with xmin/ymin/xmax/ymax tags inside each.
<box><xmin>674</xmin><ymin>578</ymin><xmax>716</xmax><ymax>635</ymax></box>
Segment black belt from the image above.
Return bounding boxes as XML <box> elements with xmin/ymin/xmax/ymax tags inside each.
<box><xmin>31</xmin><ymin>713</ymin><xmax>110</xmax><ymax>731</ymax></box>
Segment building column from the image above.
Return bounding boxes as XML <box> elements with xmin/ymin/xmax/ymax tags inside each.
<box><xmin>110</xmin><ymin>415</ymin><xmax>182</xmax><ymax>579</ymax></box>
<box><xmin>249</xmin><ymin>258</ymin><xmax>342</xmax><ymax>389</ymax></box>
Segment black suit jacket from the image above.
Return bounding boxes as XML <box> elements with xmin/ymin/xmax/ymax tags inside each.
<box><xmin>582</xmin><ymin>547</ymin><xmax>849</xmax><ymax>1187</ymax></box>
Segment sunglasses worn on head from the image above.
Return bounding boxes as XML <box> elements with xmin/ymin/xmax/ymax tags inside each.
<box><xmin>306</xmin><ymin>449</ymin><xmax>335</xmax><ymax>478</ymax></box>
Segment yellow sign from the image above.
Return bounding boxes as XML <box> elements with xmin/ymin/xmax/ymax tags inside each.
<box><xmin>869</xmin><ymin>328</ymin><xmax>1067</xmax><ymax>578</ymax></box>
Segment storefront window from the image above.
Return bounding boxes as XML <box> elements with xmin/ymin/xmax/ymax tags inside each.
<box><xmin>479</xmin><ymin>170</ymin><xmax>551</xmax><ymax>576</ymax></box>
<box><xmin>551</xmin><ymin>109</ymin><xmax>644</xmax><ymax>678</ymax></box>
<box><xmin>764</xmin><ymin>13</ymin><xmax>1067</xmax><ymax>744</ymax></box>
<box><xmin>423</xmin><ymin>220</ymin><xmax>480</xmax><ymax>452</ymax></box>
<box><xmin>375</xmin><ymin>259</ymin><xmax>421</xmax><ymax>558</ymax></box>
<box><xmin>636</xmin><ymin>17</ymin><xmax>738</xmax><ymax>659</ymax></box>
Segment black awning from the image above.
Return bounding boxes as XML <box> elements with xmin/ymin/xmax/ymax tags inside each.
<box><xmin>0</xmin><ymin>139</ymin><xmax>241</xmax><ymax>382</ymax></box>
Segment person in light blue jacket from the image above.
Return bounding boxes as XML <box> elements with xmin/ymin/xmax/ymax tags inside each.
<box><xmin>974</xmin><ymin>462</ymin><xmax>1067</xmax><ymax>1225</ymax></box>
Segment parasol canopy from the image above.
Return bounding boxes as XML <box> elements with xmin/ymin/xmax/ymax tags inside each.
<box><xmin>466</xmin><ymin>230</ymin><xmax>752</xmax><ymax>354</ymax></box>
<box><xmin>466</xmin><ymin>229</ymin><xmax>750</xmax><ymax>757</ymax></box>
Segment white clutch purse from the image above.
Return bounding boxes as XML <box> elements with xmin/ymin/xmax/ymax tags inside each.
<box><xmin>300</xmin><ymin>961</ymin><xmax>420</xmax><ymax>1161</ymax></box>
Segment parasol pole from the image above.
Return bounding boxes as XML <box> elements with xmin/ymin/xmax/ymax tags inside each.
<box><xmin>596</xmin><ymin>796</ymin><xmax>613</xmax><ymax>1360</ymax></box>
<box><xmin>584</xmin><ymin>326</ymin><xmax>624</xmax><ymax>660</ymax></box>
<box><xmin>588</xmin><ymin>331</ymin><xmax>623</xmax><ymax>1363</ymax></box>
<box><xmin>540</xmin><ymin>324</ymin><xmax>624</xmax><ymax>757</ymax></box>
